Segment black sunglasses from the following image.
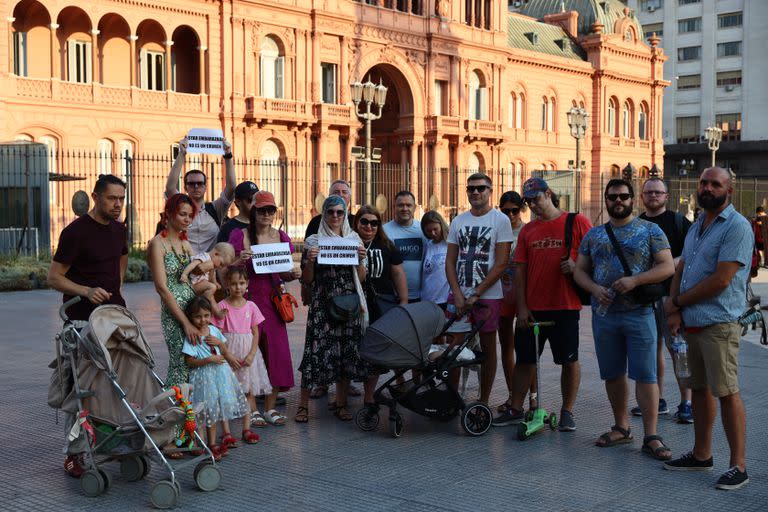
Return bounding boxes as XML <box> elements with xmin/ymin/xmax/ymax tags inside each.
<box><xmin>325</xmin><ymin>209</ymin><xmax>345</xmax><ymax>217</ymax></box>
<box><xmin>606</xmin><ymin>193</ymin><xmax>633</xmax><ymax>201</ymax></box>
<box><xmin>256</xmin><ymin>206</ymin><xmax>277</xmax><ymax>215</ymax></box>
<box><xmin>185</xmin><ymin>181</ymin><xmax>206</xmax><ymax>188</ymax></box>
<box><xmin>501</xmin><ymin>207</ymin><xmax>521</xmax><ymax>215</ymax></box>
<box><xmin>358</xmin><ymin>218</ymin><xmax>380</xmax><ymax>228</ymax></box>
<box><xmin>466</xmin><ymin>185</ymin><xmax>489</xmax><ymax>193</ymax></box>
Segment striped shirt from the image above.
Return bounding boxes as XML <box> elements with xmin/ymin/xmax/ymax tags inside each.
<box><xmin>679</xmin><ymin>204</ymin><xmax>753</xmax><ymax>327</ymax></box>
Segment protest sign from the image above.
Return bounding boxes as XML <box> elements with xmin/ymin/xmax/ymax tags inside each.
<box><xmin>317</xmin><ymin>237</ymin><xmax>359</xmax><ymax>266</ymax></box>
<box><xmin>250</xmin><ymin>243</ymin><xmax>293</xmax><ymax>274</ymax></box>
<box><xmin>186</xmin><ymin>128</ymin><xmax>225</xmax><ymax>155</ymax></box>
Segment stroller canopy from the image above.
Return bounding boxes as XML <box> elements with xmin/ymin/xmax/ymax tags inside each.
<box><xmin>360</xmin><ymin>301</ymin><xmax>446</xmax><ymax>369</ymax></box>
<box><xmin>81</xmin><ymin>304</ymin><xmax>157</xmax><ymax>373</ymax></box>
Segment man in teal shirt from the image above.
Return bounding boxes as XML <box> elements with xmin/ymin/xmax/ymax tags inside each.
<box><xmin>383</xmin><ymin>190</ymin><xmax>427</xmax><ymax>302</ymax></box>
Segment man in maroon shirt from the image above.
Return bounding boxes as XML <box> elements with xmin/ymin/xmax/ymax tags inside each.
<box><xmin>47</xmin><ymin>174</ymin><xmax>128</xmax><ymax>477</ymax></box>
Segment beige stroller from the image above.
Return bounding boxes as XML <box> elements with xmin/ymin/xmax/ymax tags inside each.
<box><xmin>52</xmin><ymin>298</ymin><xmax>221</xmax><ymax>509</ymax></box>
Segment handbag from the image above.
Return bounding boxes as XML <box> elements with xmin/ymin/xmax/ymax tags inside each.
<box><xmin>327</xmin><ymin>294</ymin><xmax>360</xmax><ymax>323</ymax></box>
<box><xmin>271</xmin><ymin>279</ymin><xmax>299</xmax><ymax>323</ymax></box>
<box><xmin>564</xmin><ymin>213</ymin><xmax>592</xmax><ymax>305</ymax></box>
<box><xmin>604</xmin><ymin>222</ymin><xmax>665</xmax><ymax>305</ymax></box>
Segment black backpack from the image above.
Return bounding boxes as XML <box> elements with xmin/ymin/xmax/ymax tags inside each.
<box><xmin>203</xmin><ymin>202</ymin><xmax>221</xmax><ymax>226</ymax></box>
<box><xmin>564</xmin><ymin>212</ymin><xmax>592</xmax><ymax>306</ymax></box>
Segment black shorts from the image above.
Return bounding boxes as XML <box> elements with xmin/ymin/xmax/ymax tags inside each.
<box><xmin>514</xmin><ymin>310</ymin><xmax>580</xmax><ymax>365</ymax></box>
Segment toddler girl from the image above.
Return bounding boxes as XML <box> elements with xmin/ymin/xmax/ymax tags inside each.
<box><xmin>213</xmin><ymin>267</ymin><xmax>285</xmax><ymax>426</ymax></box>
<box><xmin>182</xmin><ymin>296</ymin><xmax>257</xmax><ymax>461</ymax></box>
<box><xmin>180</xmin><ymin>242</ymin><xmax>236</xmax><ymax>318</ymax></box>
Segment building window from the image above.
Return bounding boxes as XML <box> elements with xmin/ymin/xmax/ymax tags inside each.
<box><xmin>677</xmin><ymin>46</ymin><xmax>701</xmax><ymax>61</ymax></box>
<box><xmin>622</xmin><ymin>102</ymin><xmax>632</xmax><ymax>138</ymax></box>
<box><xmin>716</xmin><ymin>113</ymin><xmax>741</xmax><ymax>141</ymax></box>
<box><xmin>464</xmin><ymin>0</ymin><xmax>490</xmax><ymax>29</ymax></box>
<box><xmin>98</xmin><ymin>139</ymin><xmax>113</xmax><ymax>174</ymax></box>
<box><xmin>678</xmin><ymin>0</ymin><xmax>700</xmax><ymax>5</ymax></box>
<box><xmin>717</xmin><ymin>41</ymin><xmax>742</xmax><ymax>58</ymax></box>
<box><xmin>716</xmin><ymin>70</ymin><xmax>742</xmax><ymax>87</ymax></box>
<box><xmin>515</xmin><ymin>93</ymin><xmax>525</xmax><ymax>128</ymax></box>
<box><xmin>12</xmin><ymin>32</ymin><xmax>27</xmax><ymax>76</ymax></box>
<box><xmin>68</xmin><ymin>40</ymin><xmax>92</xmax><ymax>84</ymax></box>
<box><xmin>321</xmin><ymin>63</ymin><xmax>337</xmax><ymax>104</ymax></box>
<box><xmin>547</xmin><ymin>96</ymin><xmax>555</xmax><ymax>131</ymax></box>
<box><xmin>118</xmin><ymin>140</ymin><xmax>134</xmax><ymax>181</ymax></box>
<box><xmin>141</xmin><ymin>50</ymin><xmax>165</xmax><ymax>91</ymax></box>
<box><xmin>541</xmin><ymin>98</ymin><xmax>548</xmax><ymax>130</ymax></box>
<box><xmin>508</xmin><ymin>94</ymin><xmax>515</xmax><ymax>128</ymax></box>
<box><xmin>434</xmin><ymin>80</ymin><xmax>447</xmax><ymax>116</ymax></box>
<box><xmin>676</xmin><ymin>116</ymin><xmax>700</xmax><ymax>144</ymax></box>
<box><xmin>677</xmin><ymin>74</ymin><xmax>701</xmax><ymax>90</ymax></box>
<box><xmin>260</xmin><ymin>36</ymin><xmax>284</xmax><ymax>99</ymax></box>
<box><xmin>642</xmin><ymin>23</ymin><xmax>663</xmax><ymax>40</ymax></box>
<box><xmin>718</xmin><ymin>12</ymin><xmax>743</xmax><ymax>29</ymax></box>
<box><xmin>638</xmin><ymin>106</ymin><xmax>648</xmax><ymax>140</ymax></box>
<box><xmin>468</xmin><ymin>71</ymin><xmax>487</xmax><ymax>121</ymax></box>
<box><xmin>678</xmin><ymin>17</ymin><xmax>701</xmax><ymax>33</ymax></box>
<box><xmin>607</xmin><ymin>98</ymin><xmax>617</xmax><ymax>136</ymax></box>
<box><xmin>640</xmin><ymin>0</ymin><xmax>663</xmax><ymax>11</ymax></box>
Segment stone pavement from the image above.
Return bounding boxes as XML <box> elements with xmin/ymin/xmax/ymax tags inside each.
<box><xmin>1</xmin><ymin>277</ymin><xmax>767</xmax><ymax>511</ymax></box>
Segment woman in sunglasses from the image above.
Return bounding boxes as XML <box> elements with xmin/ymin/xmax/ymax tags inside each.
<box><xmin>296</xmin><ymin>195</ymin><xmax>370</xmax><ymax>423</ymax></box>
<box><xmin>228</xmin><ymin>191</ymin><xmax>301</xmax><ymax>425</ymax></box>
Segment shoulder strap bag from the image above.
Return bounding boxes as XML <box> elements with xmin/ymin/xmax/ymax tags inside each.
<box><xmin>604</xmin><ymin>222</ymin><xmax>664</xmax><ymax>305</ymax></box>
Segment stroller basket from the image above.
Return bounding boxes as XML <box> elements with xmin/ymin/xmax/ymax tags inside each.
<box><xmin>360</xmin><ymin>301</ymin><xmax>446</xmax><ymax>369</ymax></box>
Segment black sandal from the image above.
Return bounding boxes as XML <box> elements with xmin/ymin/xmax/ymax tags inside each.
<box><xmin>595</xmin><ymin>425</ymin><xmax>633</xmax><ymax>447</ymax></box>
<box><xmin>332</xmin><ymin>403</ymin><xmax>353</xmax><ymax>421</ymax></box>
<box><xmin>642</xmin><ymin>435</ymin><xmax>672</xmax><ymax>460</ymax></box>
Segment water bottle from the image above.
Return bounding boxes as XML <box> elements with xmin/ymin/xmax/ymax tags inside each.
<box><xmin>671</xmin><ymin>336</ymin><xmax>691</xmax><ymax>379</ymax></box>
<box><xmin>595</xmin><ymin>289</ymin><xmax>616</xmax><ymax>317</ymax></box>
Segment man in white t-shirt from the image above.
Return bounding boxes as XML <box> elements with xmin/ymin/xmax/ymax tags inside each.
<box><xmin>446</xmin><ymin>173</ymin><xmax>514</xmax><ymax>404</ymax></box>
<box><xmin>383</xmin><ymin>190</ymin><xmax>427</xmax><ymax>302</ymax></box>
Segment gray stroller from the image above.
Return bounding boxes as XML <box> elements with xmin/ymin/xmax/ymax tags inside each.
<box><xmin>51</xmin><ymin>297</ymin><xmax>221</xmax><ymax>509</ymax></box>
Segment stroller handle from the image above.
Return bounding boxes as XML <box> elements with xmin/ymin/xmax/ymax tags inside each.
<box><xmin>59</xmin><ymin>296</ymin><xmax>82</xmax><ymax>322</ymax></box>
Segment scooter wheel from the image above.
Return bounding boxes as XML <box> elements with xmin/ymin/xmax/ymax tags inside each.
<box><xmin>461</xmin><ymin>402</ymin><xmax>492</xmax><ymax>436</ymax></box>
<box><xmin>549</xmin><ymin>413</ymin><xmax>558</xmax><ymax>430</ymax></box>
<box><xmin>517</xmin><ymin>423</ymin><xmax>529</xmax><ymax>441</ymax></box>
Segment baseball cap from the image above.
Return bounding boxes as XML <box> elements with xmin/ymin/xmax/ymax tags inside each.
<box><xmin>254</xmin><ymin>191</ymin><xmax>276</xmax><ymax>208</ymax></box>
<box><xmin>234</xmin><ymin>181</ymin><xmax>259</xmax><ymax>200</ymax></box>
<box><xmin>522</xmin><ymin>177</ymin><xmax>549</xmax><ymax>199</ymax></box>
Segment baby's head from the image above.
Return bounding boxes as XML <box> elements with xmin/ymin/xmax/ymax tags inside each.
<box><xmin>211</xmin><ymin>242</ymin><xmax>236</xmax><ymax>268</ymax></box>
<box><xmin>185</xmin><ymin>296</ymin><xmax>213</xmax><ymax>328</ymax></box>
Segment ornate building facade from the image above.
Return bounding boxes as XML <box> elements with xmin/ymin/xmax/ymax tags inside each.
<box><xmin>2</xmin><ymin>0</ymin><xmax>666</xmax><ymax>241</ymax></box>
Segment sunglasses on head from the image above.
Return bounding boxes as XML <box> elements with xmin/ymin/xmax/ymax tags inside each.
<box><xmin>466</xmin><ymin>185</ymin><xmax>489</xmax><ymax>193</ymax></box>
<box><xmin>325</xmin><ymin>209</ymin><xmax>345</xmax><ymax>217</ymax></box>
<box><xmin>501</xmin><ymin>207</ymin><xmax>521</xmax><ymax>215</ymax></box>
<box><xmin>256</xmin><ymin>206</ymin><xmax>277</xmax><ymax>215</ymax></box>
<box><xmin>606</xmin><ymin>193</ymin><xmax>633</xmax><ymax>201</ymax></box>
<box><xmin>358</xmin><ymin>218</ymin><xmax>379</xmax><ymax>228</ymax></box>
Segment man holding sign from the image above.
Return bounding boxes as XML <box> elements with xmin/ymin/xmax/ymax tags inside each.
<box><xmin>165</xmin><ymin>132</ymin><xmax>236</xmax><ymax>253</ymax></box>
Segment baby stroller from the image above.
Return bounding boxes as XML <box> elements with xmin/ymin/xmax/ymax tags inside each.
<box><xmin>51</xmin><ymin>297</ymin><xmax>221</xmax><ymax>509</ymax></box>
<box><xmin>356</xmin><ymin>301</ymin><xmax>493</xmax><ymax>438</ymax></box>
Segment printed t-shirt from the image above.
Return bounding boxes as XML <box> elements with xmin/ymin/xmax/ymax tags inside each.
<box><xmin>53</xmin><ymin>214</ymin><xmax>128</xmax><ymax>321</ymax></box>
<box><xmin>364</xmin><ymin>238</ymin><xmax>403</xmax><ymax>297</ymax></box>
<box><xmin>447</xmin><ymin>208</ymin><xmax>515</xmax><ymax>300</ymax></box>
<box><xmin>421</xmin><ymin>240</ymin><xmax>449</xmax><ymax>304</ymax></box>
<box><xmin>383</xmin><ymin>220</ymin><xmax>427</xmax><ymax>300</ymax></box>
<box><xmin>213</xmin><ymin>300</ymin><xmax>265</xmax><ymax>335</ymax></box>
<box><xmin>578</xmin><ymin>217</ymin><xmax>670</xmax><ymax>312</ymax></box>
<box><xmin>514</xmin><ymin>212</ymin><xmax>591</xmax><ymax>310</ymax></box>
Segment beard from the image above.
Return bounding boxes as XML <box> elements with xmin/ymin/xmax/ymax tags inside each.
<box><xmin>697</xmin><ymin>191</ymin><xmax>727</xmax><ymax>210</ymax></box>
<box><xmin>608</xmin><ymin>202</ymin><xmax>633</xmax><ymax>219</ymax></box>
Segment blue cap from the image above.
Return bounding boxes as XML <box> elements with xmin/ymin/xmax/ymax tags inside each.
<box><xmin>522</xmin><ymin>177</ymin><xmax>549</xmax><ymax>199</ymax></box>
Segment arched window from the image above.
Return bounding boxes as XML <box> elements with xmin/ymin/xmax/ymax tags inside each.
<box><xmin>541</xmin><ymin>97</ymin><xmax>548</xmax><ymax>130</ymax></box>
<box><xmin>548</xmin><ymin>96</ymin><xmax>556</xmax><ymax>131</ymax></box>
<box><xmin>468</xmin><ymin>71</ymin><xmax>486</xmax><ymax>120</ymax></box>
<box><xmin>638</xmin><ymin>103</ymin><xmax>649</xmax><ymax>140</ymax></box>
<box><xmin>516</xmin><ymin>93</ymin><xmax>525</xmax><ymax>128</ymax></box>
<box><xmin>467</xmin><ymin>152</ymin><xmax>483</xmax><ymax>171</ymax></box>
<box><xmin>607</xmin><ymin>98</ymin><xmax>617</xmax><ymax>136</ymax></box>
<box><xmin>260</xmin><ymin>139</ymin><xmax>282</xmax><ymax>205</ymax></box>
<box><xmin>14</xmin><ymin>134</ymin><xmax>33</xmax><ymax>141</ymax></box>
<box><xmin>98</xmin><ymin>139</ymin><xmax>113</xmax><ymax>174</ymax></box>
<box><xmin>260</xmin><ymin>36</ymin><xmax>283</xmax><ymax>99</ymax></box>
<box><xmin>622</xmin><ymin>101</ymin><xmax>633</xmax><ymax>138</ymax></box>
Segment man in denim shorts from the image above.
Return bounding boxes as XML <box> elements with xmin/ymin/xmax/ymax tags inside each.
<box><xmin>663</xmin><ymin>167</ymin><xmax>753</xmax><ymax>490</ymax></box>
<box><xmin>574</xmin><ymin>179</ymin><xmax>674</xmax><ymax>460</ymax></box>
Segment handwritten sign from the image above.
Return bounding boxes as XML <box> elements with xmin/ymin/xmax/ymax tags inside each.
<box><xmin>186</xmin><ymin>128</ymin><xmax>225</xmax><ymax>155</ymax></box>
<box><xmin>250</xmin><ymin>243</ymin><xmax>293</xmax><ymax>274</ymax></box>
<box><xmin>317</xmin><ymin>237</ymin><xmax>359</xmax><ymax>266</ymax></box>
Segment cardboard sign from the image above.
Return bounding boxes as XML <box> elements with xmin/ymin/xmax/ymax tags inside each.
<box><xmin>317</xmin><ymin>237</ymin><xmax>359</xmax><ymax>266</ymax></box>
<box><xmin>186</xmin><ymin>128</ymin><xmax>225</xmax><ymax>155</ymax></box>
<box><xmin>250</xmin><ymin>243</ymin><xmax>293</xmax><ymax>274</ymax></box>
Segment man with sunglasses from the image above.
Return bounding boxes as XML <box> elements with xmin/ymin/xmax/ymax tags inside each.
<box><xmin>574</xmin><ymin>179</ymin><xmax>674</xmax><ymax>460</ymax></box>
<box><xmin>165</xmin><ymin>136</ymin><xmax>237</xmax><ymax>254</ymax></box>
<box><xmin>383</xmin><ymin>190</ymin><xmax>427</xmax><ymax>303</ymax></box>
<box><xmin>495</xmin><ymin>177</ymin><xmax>591</xmax><ymax>430</ymax></box>
<box><xmin>446</xmin><ymin>173</ymin><xmax>514</xmax><ymax>405</ymax></box>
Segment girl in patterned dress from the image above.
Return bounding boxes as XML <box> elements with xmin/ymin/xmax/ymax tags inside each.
<box><xmin>183</xmin><ymin>297</ymin><xmax>254</xmax><ymax>461</ymax></box>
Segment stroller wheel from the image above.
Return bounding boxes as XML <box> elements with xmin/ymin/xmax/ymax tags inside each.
<box><xmin>150</xmin><ymin>480</ymin><xmax>179</xmax><ymax>509</ymax></box>
<box><xmin>80</xmin><ymin>469</ymin><xmax>106</xmax><ymax>497</ymax></box>
<box><xmin>139</xmin><ymin>455</ymin><xmax>152</xmax><ymax>479</ymax></box>
<box><xmin>194</xmin><ymin>462</ymin><xmax>222</xmax><ymax>492</ymax></box>
<box><xmin>355</xmin><ymin>407</ymin><xmax>380</xmax><ymax>432</ymax></box>
<box><xmin>461</xmin><ymin>402</ymin><xmax>492</xmax><ymax>436</ymax></box>
<box><xmin>389</xmin><ymin>412</ymin><xmax>404</xmax><ymax>438</ymax></box>
<box><xmin>98</xmin><ymin>468</ymin><xmax>112</xmax><ymax>491</ymax></box>
<box><xmin>120</xmin><ymin>455</ymin><xmax>145</xmax><ymax>482</ymax></box>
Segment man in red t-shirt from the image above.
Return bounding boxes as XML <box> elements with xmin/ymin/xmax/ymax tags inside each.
<box><xmin>492</xmin><ymin>178</ymin><xmax>592</xmax><ymax>431</ymax></box>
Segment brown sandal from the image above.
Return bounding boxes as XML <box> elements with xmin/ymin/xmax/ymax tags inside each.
<box><xmin>294</xmin><ymin>406</ymin><xmax>309</xmax><ymax>423</ymax></box>
<box><xmin>333</xmin><ymin>403</ymin><xmax>353</xmax><ymax>421</ymax></box>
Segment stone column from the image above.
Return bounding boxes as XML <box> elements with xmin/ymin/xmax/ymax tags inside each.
<box><xmin>90</xmin><ymin>29</ymin><xmax>99</xmax><ymax>83</ymax></box>
<box><xmin>7</xmin><ymin>18</ymin><xmax>15</xmax><ymax>74</ymax></box>
<box><xmin>127</xmin><ymin>35</ymin><xmax>138</xmax><ymax>87</ymax></box>
<box><xmin>311</xmin><ymin>31</ymin><xmax>322</xmax><ymax>103</ymax></box>
<box><xmin>340</xmin><ymin>36</ymin><xmax>349</xmax><ymax>103</ymax></box>
<box><xmin>449</xmin><ymin>56</ymin><xmax>458</xmax><ymax>116</ymax></box>
<box><xmin>164</xmin><ymin>40</ymin><xmax>174</xmax><ymax>91</ymax></box>
<box><xmin>49</xmin><ymin>23</ymin><xmax>60</xmax><ymax>79</ymax></box>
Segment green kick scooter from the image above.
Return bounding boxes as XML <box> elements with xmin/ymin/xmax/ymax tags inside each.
<box><xmin>517</xmin><ymin>321</ymin><xmax>557</xmax><ymax>441</ymax></box>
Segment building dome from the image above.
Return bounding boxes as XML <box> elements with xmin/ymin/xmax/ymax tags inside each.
<box><xmin>518</xmin><ymin>0</ymin><xmax>644</xmax><ymax>38</ymax></box>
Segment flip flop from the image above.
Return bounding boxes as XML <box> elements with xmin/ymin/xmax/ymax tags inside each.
<box><xmin>595</xmin><ymin>425</ymin><xmax>633</xmax><ymax>447</ymax></box>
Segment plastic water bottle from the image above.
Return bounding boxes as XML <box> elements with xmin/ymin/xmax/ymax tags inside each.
<box><xmin>595</xmin><ymin>289</ymin><xmax>616</xmax><ymax>317</ymax></box>
<box><xmin>671</xmin><ymin>336</ymin><xmax>691</xmax><ymax>379</ymax></box>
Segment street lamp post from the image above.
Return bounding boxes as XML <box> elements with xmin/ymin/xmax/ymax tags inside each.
<box><xmin>351</xmin><ymin>78</ymin><xmax>388</xmax><ymax>205</ymax></box>
<box><xmin>566</xmin><ymin>106</ymin><xmax>589</xmax><ymax>210</ymax></box>
<box><xmin>704</xmin><ymin>125</ymin><xmax>723</xmax><ymax>167</ymax></box>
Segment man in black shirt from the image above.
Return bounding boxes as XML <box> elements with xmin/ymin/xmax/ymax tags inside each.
<box><xmin>633</xmin><ymin>177</ymin><xmax>693</xmax><ymax>423</ymax></box>
<box><xmin>217</xmin><ymin>180</ymin><xmax>259</xmax><ymax>243</ymax></box>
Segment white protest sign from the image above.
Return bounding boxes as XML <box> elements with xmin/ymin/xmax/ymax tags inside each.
<box><xmin>250</xmin><ymin>243</ymin><xmax>293</xmax><ymax>274</ymax></box>
<box><xmin>186</xmin><ymin>128</ymin><xmax>225</xmax><ymax>155</ymax></box>
<box><xmin>317</xmin><ymin>237</ymin><xmax>359</xmax><ymax>266</ymax></box>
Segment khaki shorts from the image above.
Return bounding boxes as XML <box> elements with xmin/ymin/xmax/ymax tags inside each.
<box><xmin>683</xmin><ymin>323</ymin><xmax>741</xmax><ymax>398</ymax></box>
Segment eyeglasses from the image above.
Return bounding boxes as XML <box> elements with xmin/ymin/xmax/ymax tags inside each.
<box><xmin>606</xmin><ymin>193</ymin><xmax>633</xmax><ymax>202</ymax></box>
<box><xmin>466</xmin><ymin>185</ymin><xmax>489</xmax><ymax>194</ymax></box>
<box><xmin>501</xmin><ymin>207</ymin><xmax>521</xmax><ymax>216</ymax></box>
<box><xmin>325</xmin><ymin>209</ymin><xmax>345</xmax><ymax>217</ymax></box>
<box><xmin>255</xmin><ymin>206</ymin><xmax>277</xmax><ymax>216</ymax></box>
<box><xmin>642</xmin><ymin>190</ymin><xmax>667</xmax><ymax>196</ymax></box>
<box><xmin>524</xmin><ymin>194</ymin><xmax>542</xmax><ymax>206</ymax></box>
<box><xmin>358</xmin><ymin>218</ymin><xmax>380</xmax><ymax>228</ymax></box>
<box><xmin>185</xmin><ymin>181</ymin><xmax>206</xmax><ymax>188</ymax></box>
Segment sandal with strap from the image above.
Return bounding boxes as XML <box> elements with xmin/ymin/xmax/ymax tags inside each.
<box><xmin>241</xmin><ymin>429</ymin><xmax>260</xmax><ymax>444</ymax></box>
<box><xmin>595</xmin><ymin>425</ymin><xmax>633</xmax><ymax>447</ymax></box>
<box><xmin>333</xmin><ymin>403</ymin><xmax>353</xmax><ymax>421</ymax></box>
<box><xmin>220</xmin><ymin>434</ymin><xmax>238</xmax><ymax>449</ymax></box>
<box><xmin>209</xmin><ymin>444</ymin><xmax>224</xmax><ymax>462</ymax></box>
<box><xmin>294</xmin><ymin>406</ymin><xmax>309</xmax><ymax>423</ymax></box>
<box><xmin>642</xmin><ymin>435</ymin><xmax>672</xmax><ymax>461</ymax></box>
<box><xmin>265</xmin><ymin>409</ymin><xmax>287</xmax><ymax>426</ymax></box>
<box><xmin>251</xmin><ymin>410</ymin><xmax>267</xmax><ymax>427</ymax></box>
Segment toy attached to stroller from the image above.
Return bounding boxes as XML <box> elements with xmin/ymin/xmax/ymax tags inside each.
<box><xmin>51</xmin><ymin>297</ymin><xmax>221</xmax><ymax>508</ymax></box>
<box><xmin>356</xmin><ymin>301</ymin><xmax>493</xmax><ymax>438</ymax></box>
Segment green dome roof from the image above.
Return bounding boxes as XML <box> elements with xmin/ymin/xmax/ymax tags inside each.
<box><xmin>518</xmin><ymin>0</ymin><xmax>643</xmax><ymax>38</ymax></box>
